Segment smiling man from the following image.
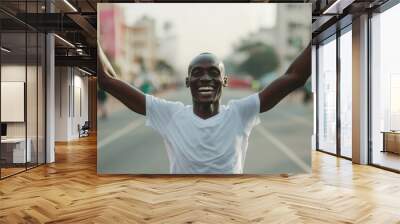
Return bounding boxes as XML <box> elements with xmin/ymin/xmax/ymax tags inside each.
<box><xmin>98</xmin><ymin>43</ymin><xmax>311</xmax><ymax>174</ymax></box>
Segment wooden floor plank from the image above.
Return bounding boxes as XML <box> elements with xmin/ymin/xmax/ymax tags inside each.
<box><xmin>0</xmin><ymin>134</ymin><xmax>400</xmax><ymax>223</ymax></box>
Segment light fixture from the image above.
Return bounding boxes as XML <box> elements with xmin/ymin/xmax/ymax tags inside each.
<box><xmin>1</xmin><ymin>47</ymin><xmax>11</xmax><ymax>53</ymax></box>
<box><xmin>54</xmin><ymin>34</ymin><xmax>75</xmax><ymax>48</ymax></box>
<box><xmin>78</xmin><ymin>67</ymin><xmax>93</xmax><ymax>76</ymax></box>
<box><xmin>63</xmin><ymin>0</ymin><xmax>78</xmax><ymax>12</ymax></box>
<box><xmin>76</xmin><ymin>48</ymin><xmax>86</xmax><ymax>55</ymax></box>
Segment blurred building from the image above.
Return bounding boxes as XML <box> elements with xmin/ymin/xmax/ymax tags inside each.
<box><xmin>126</xmin><ymin>16</ymin><xmax>158</xmax><ymax>73</ymax></box>
<box><xmin>275</xmin><ymin>4</ymin><xmax>311</xmax><ymax>75</ymax></box>
<box><xmin>122</xmin><ymin>17</ymin><xmax>180</xmax><ymax>88</ymax></box>
<box><xmin>158</xmin><ymin>22</ymin><xmax>178</xmax><ymax>72</ymax></box>
<box><xmin>157</xmin><ymin>22</ymin><xmax>181</xmax><ymax>86</ymax></box>
<box><xmin>119</xmin><ymin>16</ymin><xmax>158</xmax><ymax>86</ymax></box>
<box><xmin>98</xmin><ymin>4</ymin><xmax>125</xmax><ymax>62</ymax></box>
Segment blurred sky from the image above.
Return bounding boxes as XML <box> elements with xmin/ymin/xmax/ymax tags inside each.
<box><xmin>120</xmin><ymin>3</ymin><xmax>277</xmax><ymax>74</ymax></box>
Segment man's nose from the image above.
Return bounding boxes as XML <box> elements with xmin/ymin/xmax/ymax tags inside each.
<box><xmin>200</xmin><ymin>72</ymin><xmax>212</xmax><ymax>81</ymax></box>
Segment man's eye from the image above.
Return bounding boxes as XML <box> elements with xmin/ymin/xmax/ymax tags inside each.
<box><xmin>209</xmin><ymin>70</ymin><xmax>220</xmax><ymax>77</ymax></box>
<box><xmin>192</xmin><ymin>71</ymin><xmax>202</xmax><ymax>77</ymax></box>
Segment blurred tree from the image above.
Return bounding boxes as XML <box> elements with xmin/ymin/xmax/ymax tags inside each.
<box><xmin>156</xmin><ymin>59</ymin><xmax>174</xmax><ymax>74</ymax></box>
<box><xmin>288</xmin><ymin>36</ymin><xmax>303</xmax><ymax>50</ymax></box>
<box><xmin>223</xmin><ymin>59</ymin><xmax>239</xmax><ymax>75</ymax></box>
<box><xmin>137</xmin><ymin>57</ymin><xmax>146</xmax><ymax>73</ymax></box>
<box><xmin>235</xmin><ymin>42</ymin><xmax>279</xmax><ymax>80</ymax></box>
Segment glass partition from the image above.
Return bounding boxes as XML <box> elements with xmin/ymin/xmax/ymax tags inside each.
<box><xmin>371</xmin><ymin>3</ymin><xmax>400</xmax><ymax>171</ymax></box>
<box><xmin>339</xmin><ymin>28</ymin><xmax>352</xmax><ymax>158</ymax></box>
<box><xmin>317</xmin><ymin>36</ymin><xmax>337</xmax><ymax>154</ymax></box>
<box><xmin>26</xmin><ymin>0</ymin><xmax>42</xmax><ymax>169</ymax></box>
<box><xmin>38</xmin><ymin>32</ymin><xmax>45</xmax><ymax>165</ymax></box>
<box><xmin>27</xmin><ymin>30</ymin><xmax>38</xmax><ymax>169</ymax></box>
<box><xmin>0</xmin><ymin>1</ymin><xmax>46</xmax><ymax>179</ymax></box>
<box><xmin>1</xmin><ymin>31</ymin><xmax>28</xmax><ymax>178</ymax></box>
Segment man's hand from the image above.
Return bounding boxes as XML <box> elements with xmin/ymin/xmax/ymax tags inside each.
<box><xmin>258</xmin><ymin>43</ymin><xmax>311</xmax><ymax>113</ymax></box>
<box><xmin>97</xmin><ymin>43</ymin><xmax>146</xmax><ymax>115</ymax></box>
<box><xmin>98</xmin><ymin>41</ymin><xmax>118</xmax><ymax>79</ymax></box>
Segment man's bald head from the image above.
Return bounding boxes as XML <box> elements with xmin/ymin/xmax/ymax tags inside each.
<box><xmin>188</xmin><ymin>53</ymin><xmax>225</xmax><ymax>77</ymax></box>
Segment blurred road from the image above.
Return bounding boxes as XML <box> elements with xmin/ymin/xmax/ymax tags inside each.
<box><xmin>98</xmin><ymin>88</ymin><xmax>313</xmax><ymax>174</ymax></box>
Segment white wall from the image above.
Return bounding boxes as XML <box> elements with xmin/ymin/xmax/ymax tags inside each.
<box><xmin>55</xmin><ymin>66</ymin><xmax>69</xmax><ymax>141</ymax></box>
<box><xmin>55</xmin><ymin>67</ymin><xmax>89</xmax><ymax>141</ymax></box>
<box><xmin>72</xmin><ymin>73</ymin><xmax>89</xmax><ymax>138</ymax></box>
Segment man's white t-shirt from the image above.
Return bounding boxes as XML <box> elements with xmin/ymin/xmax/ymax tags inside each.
<box><xmin>145</xmin><ymin>94</ymin><xmax>260</xmax><ymax>174</ymax></box>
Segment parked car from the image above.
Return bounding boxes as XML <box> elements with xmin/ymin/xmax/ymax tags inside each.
<box><xmin>227</xmin><ymin>75</ymin><xmax>252</xmax><ymax>89</ymax></box>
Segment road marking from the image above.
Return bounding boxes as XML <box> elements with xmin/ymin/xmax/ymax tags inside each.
<box><xmin>255</xmin><ymin>125</ymin><xmax>311</xmax><ymax>173</ymax></box>
<box><xmin>98</xmin><ymin>119</ymin><xmax>144</xmax><ymax>149</ymax></box>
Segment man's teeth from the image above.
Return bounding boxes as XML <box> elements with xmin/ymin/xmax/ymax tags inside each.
<box><xmin>198</xmin><ymin>87</ymin><xmax>214</xmax><ymax>91</ymax></box>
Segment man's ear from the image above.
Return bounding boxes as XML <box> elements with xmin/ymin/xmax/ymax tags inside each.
<box><xmin>185</xmin><ymin>77</ymin><xmax>189</xmax><ymax>88</ymax></box>
<box><xmin>223</xmin><ymin>76</ymin><xmax>228</xmax><ymax>87</ymax></box>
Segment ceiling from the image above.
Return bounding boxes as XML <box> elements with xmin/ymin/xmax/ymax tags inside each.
<box><xmin>0</xmin><ymin>0</ymin><xmax>392</xmax><ymax>74</ymax></box>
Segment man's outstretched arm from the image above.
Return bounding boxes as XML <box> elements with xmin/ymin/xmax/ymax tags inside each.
<box><xmin>258</xmin><ymin>43</ymin><xmax>311</xmax><ymax>113</ymax></box>
<box><xmin>97</xmin><ymin>43</ymin><xmax>146</xmax><ymax>115</ymax></box>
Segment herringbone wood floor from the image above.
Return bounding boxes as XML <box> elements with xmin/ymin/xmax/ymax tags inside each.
<box><xmin>1</xmin><ymin>134</ymin><xmax>400</xmax><ymax>224</ymax></box>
